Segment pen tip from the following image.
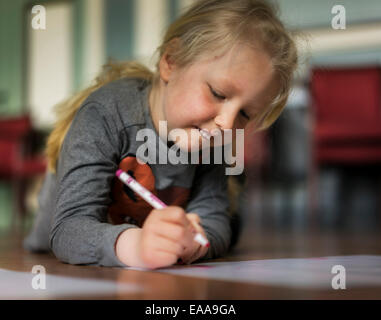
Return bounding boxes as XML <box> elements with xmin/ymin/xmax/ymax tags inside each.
<box><xmin>116</xmin><ymin>169</ymin><xmax>123</xmax><ymax>177</ymax></box>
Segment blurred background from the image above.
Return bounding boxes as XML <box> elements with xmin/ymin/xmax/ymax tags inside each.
<box><xmin>0</xmin><ymin>0</ymin><xmax>380</xmax><ymax>251</ymax></box>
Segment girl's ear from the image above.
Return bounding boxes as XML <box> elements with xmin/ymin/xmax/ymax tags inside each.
<box><xmin>159</xmin><ymin>38</ymin><xmax>180</xmax><ymax>83</ymax></box>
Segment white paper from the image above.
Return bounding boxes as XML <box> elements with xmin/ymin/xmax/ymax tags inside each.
<box><xmin>0</xmin><ymin>268</ymin><xmax>143</xmax><ymax>299</ymax></box>
<box><xmin>126</xmin><ymin>255</ymin><xmax>381</xmax><ymax>289</ymax></box>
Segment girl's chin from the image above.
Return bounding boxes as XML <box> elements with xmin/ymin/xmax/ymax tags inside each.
<box><xmin>168</xmin><ymin>127</ymin><xmax>213</xmax><ymax>152</ymax></box>
<box><xmin>171</xmin><ymin>137</ymin><xmax>213</xmax><ymax>153</ymax></box>
<box><xmin>168</xmin><ymin>127</ymin><xmax>232</xmax><ymax>152</ymax></box>
<box><xmin>171</xmin><ymin>139</ymin><xmax>203</xmax><ymax>153</ymax></box>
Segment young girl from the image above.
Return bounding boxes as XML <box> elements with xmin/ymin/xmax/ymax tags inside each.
<box><xmin>24</xmin><ymin>0</ymin><xmax>298</xmax><ymax>269</ymax></box>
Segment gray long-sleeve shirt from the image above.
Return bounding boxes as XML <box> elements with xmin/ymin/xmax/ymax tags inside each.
<box><xmin>23</xmin><ymin>78</ymin><xmax>232</xmax><ymax>267</ymax></box>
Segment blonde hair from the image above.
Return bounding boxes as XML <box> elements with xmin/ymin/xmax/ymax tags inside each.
<box><xmin>46</xmin><ymin>0</ymin><xmax>298</xmax><ymax>173</ymax></box>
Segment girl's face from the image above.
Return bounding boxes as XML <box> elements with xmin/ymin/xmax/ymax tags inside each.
<box><xmin>149</xmin><ymin>42</ymin><xmax>279</xmax><ymax>152</ymax></box>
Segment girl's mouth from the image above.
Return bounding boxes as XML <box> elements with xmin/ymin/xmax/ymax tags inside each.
<box><xmin>193</xmin><ymin>126</ymin><xmax>212</xmax><ymax>140</ymax></box>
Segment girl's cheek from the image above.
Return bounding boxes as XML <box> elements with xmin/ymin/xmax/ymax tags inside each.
<box><xmin>184</xmin><ymin>95</ymin><xmax>211</xmax><ymax>120</ymax></box>
<box><xmin>169</xmin><ymin>89</ymin><xmax>214</xmax><ymax>125</ymax></box>
<box><xmin>194</xmin><ymin>104</ymin><xmax>214</xmax><ymax>123</ymax></box>
<box><xmin>195</xmin><ymin>94</ymin><xmax>216</xmax><ymax>118</ymax></box>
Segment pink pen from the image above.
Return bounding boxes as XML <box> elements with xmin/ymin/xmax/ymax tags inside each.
<box><xmin>116</xmin><ymin>169</ymin><xmax>210</xmax><ymax>247</ymax></box>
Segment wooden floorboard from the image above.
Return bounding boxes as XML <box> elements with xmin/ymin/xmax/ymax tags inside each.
<box><xmin>1</xmin><ymin>226</ymin><xmax>381</xmax><ymax>299</ymax></box>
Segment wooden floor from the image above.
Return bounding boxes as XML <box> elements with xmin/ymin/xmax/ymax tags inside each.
<box><xmin>1</xmin><ymin>223</ymin><xmax>381</xmax><ymax>300</ymax></box>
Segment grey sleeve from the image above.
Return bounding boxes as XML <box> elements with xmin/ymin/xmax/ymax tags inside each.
<box><xmin>50</xmin><ymin>102</ymin><xmax>138</xmax><ymax>267</ymax></box>
<box><xmin>185</xmin><ymin>163</ymin><xmax>232</xmax><ymax>260</ymax></box>
<box><xmin>23</xmin><ymin>172</ymin><xmax>56</xmax><ymax>252</ymax></box>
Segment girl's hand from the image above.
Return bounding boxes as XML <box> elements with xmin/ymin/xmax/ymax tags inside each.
<box><xmin>115</xmin><ymin>207</ymin><xmax>209</xmax><ymax>269</ymax></box>
<box><xmin>139</xmin><ymin>206</ymin><xmax>200</xmax><ymax>269</ymax></box>
<box><xmin>179</xmin><ymin>213</ymin><xmax>209</xmax><ymax>265</ymax></box>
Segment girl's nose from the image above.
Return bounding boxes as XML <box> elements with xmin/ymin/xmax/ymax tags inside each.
<box><xmin>214</xmin><ymin>108</ymin><xmax>237</xmax><ymax>130</ymax></box>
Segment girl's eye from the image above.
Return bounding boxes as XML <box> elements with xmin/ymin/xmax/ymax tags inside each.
<box><xmin>208</xmin><ymin>84</ymin><xmax>250</xmax><ymax>120</ymax></box>
<box><xmin>209</xmin><ymin>85</ymin><xmax>226</xmax><ymax>101</ymax></box>
<box><xmin>240</xmin><ymin>110</ymin><xmax>250</xmax><ymax>120</ymax></box>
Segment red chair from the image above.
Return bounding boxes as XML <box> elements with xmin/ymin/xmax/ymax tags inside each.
<box><xmin>311</xmin><ymin>66</ymin><xmax>381</xmax><ymax>165</ymax></box>
<box><xmin>309</xmin><ymin>66</ymin><xmax>381</xmax><ymax>224</ymax></box>
<box><xmin>0</xmin><ymin>115</ymin><xmax>47</xmax><ymax>230</ymax></box>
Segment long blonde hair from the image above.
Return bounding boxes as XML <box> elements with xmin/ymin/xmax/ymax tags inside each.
<box><xmin>46</xmin><ymin>0</ymin><xmax>298</xmax><ymax>173</ymax></box>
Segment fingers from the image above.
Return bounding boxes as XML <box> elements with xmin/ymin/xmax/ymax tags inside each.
<box><xmin>140</xmin><ymin>207</ymin><xmax>197</xmax><ymax>269</ymax></box>
<box><xmin>145</xmin><ymin>235</ymin><xmax>185</xmax><ymax>256</ymax></box>
<box><xmin>140</xmin><ymin>208</ymin><xmax>209</xmax><ymax>268</ymax></box>
<box><xmin>182</xmin><ymin>213</ymin><xmax>209</xmax><ymax>264</ymax></box>
<box><xmin>187</xmin><ymin>214</ymin><xmax>201</xmax><ymax>234</ymax></box>
<box><xmin>183</xmin><ymin>246</ymin><xmax>203</xmax><ymax>264</ymax></box>
<box><xmin>150</xmin><ymin>206</ymin><xmax>191</xmax><ymax>228</ymax></box>
<box><xmin>181</xmin><ymin>240</ymin><xmax>209</xmax><ymax>265</ymax></box>
<box><xmin>187</xmin><ymin>213</ymin><xmax>207</xmax><ymax>240</ymax></box>
<box><xmin>140</xmin><ymin>230</ymin><xmax>186</xmax><ymax>269</ymax></box>
<box><xmin>187</xmin><ymin>213</ymin><xmax>200</xmax><ymax>224</ymax></box>
<box><xmin>148</xmin><ymin>207</ymin><xmax>197</xmax><ymax>246</ymax></box>
<box><xmin>154</xmin><ymin>221</ymin><xmax>195</xmax><ymax>246</ymax></box>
